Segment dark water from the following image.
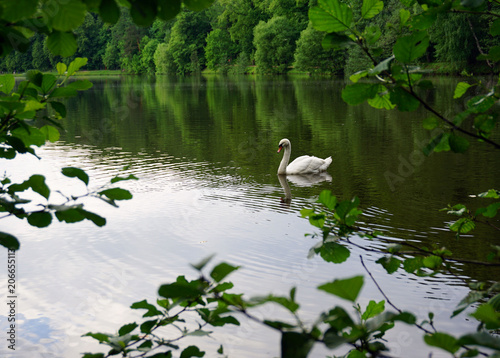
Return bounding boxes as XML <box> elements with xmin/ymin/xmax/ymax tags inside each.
<box><xmin>1</xmin><ymin>75</ymin><xmax>499</xmax><ymax>357</ymax></box>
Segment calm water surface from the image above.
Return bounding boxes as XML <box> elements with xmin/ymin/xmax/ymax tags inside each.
<box><xmin>1</xmin><ymin>75</ymin><xmax>499</xmax><ymax>357</ymax></box>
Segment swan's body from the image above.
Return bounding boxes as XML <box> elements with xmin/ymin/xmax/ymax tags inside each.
<box><xmin>277</xmin><ymin>138</ymin><xmax>332</xmax><ymax>175</ymax></box>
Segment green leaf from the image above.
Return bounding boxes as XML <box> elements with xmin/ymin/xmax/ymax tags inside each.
<box><xmin>361</xmin><ymin>0</ymin><xmax>383</xmax><ymax>19</ymax></box>
<box><xmin>80</xmin><ymin>209</ymin><xmax>106</xmax><ymax>227</ymax></box>
<box><xmin>41</xmin><ymin>74</ymin><xmax>57</xmax><ymax>94</ymax></box>
<box><xmin>474</xmin><ymin>115</ymin><xmax>497</xmax><ymax>135</ymax></box>
<box><xmin>99</xmin><ymin>0</ymin><xmax>120</xmax><ymax>24</ymax></box>
<box><xmin>11</xmin><ymin>126</ymin><xmax>46</xmax><ymax>147</ymax></box>
<box><xmin>402</xmin><ymin>257</ymin><xmax>423</xmax><ymax>274</ymax></box>
<box><xmin>468</xmin><ymin>95</ymin><xmax>495</xmax><ymax>114</ymax></box>
<box><xmin>448</xmin><ymin>134</ymin><xmax>469</xmax><ymax>153</ymax></box>
<box><xmin>49</xmin><ymin>101</ymin><xmax>67</xmax><ymax>118</ymax></box>
<box><xmin>55</xmin><ymin>208</ymin><xmax>86</xmax><ymax>223</ymax></box>
<box><xmin>82</xmin><ymin>332</ymin><xmax>110</xmax><ymax>343</ymax></box>
<box><xmin>422</xmin><ymin>255</ymin><xmax>443</xmax><ymax>269</ymax></box>
<box><xmin>322</xmin><ymin>327</ymin><xmax>348</xmax><ymax>349</ymax></box>
<box><xmin>365</xmin><ymin>25</ymin><xmax>382</xmax><ymax>44</ymax></box>
<box><xmin>318</xmin><ymin>275</ymin><xmax>364</xmax><ymax>302</ymax></box>
<box><xmin>422</xmin><ymin>117</ymin><xmax>440</xmax><ymax>130</ymax></box>
<box><xmin>67</xmin><ymin>58</ymin><xmax>88</xmax><ymax>76</ymax></box>
<box><xmin>110</xmin><ymin>174</ymin><xmax>139</xmax><ymax>184</ymax></box>
<box><xmin>318</xmin><ymin>190</ymin><xmax>337</xmax><ymax>210</ymax></box>
<box><xmin>322</xmin><ymin>32</ymin><xmax>355</xmax><ymax>50</ymax></box>
<box><xmin>46</xmin><ymin>31</ymin><xmax>78</xmax><ymax>57</ymax></box>
<box><xmin>66</xmin><ymin>80</ymin><xmax>93</xmax><ymax>91</ymax></box>
<box><xmin>281</xmin><ymin>332</ymin><xmax>314</xmax><ymax>358</ymax></box>
<box><xmin>0</xmin><ymin>75</ymin><xmax>15</xmax><ymax>94</ymax></box>
<box><xmin>191</xmin><ymin>255</ymin><xmax>215</xmax><ymax>271</ymax></box>
<box><xmin>140</xmin><ymin>319</ymin><xmax>157</xmax><ymax>334</ymax></box>
<box><xmin>45</xmin><ymin>0</ymin><xmax>87</xmax><ymax>31</ymax></box>
<box><xmin>477</xmin><ymin>189</ymin><xmax>500</xmax><ymax>199</ymax></box>
<box><xmin>423</xmin><ymin>132</ymin><xmax>450</xmax><ymax>156</ymax></box>
<box><xmin>424</xmin><ymin>332</ymin><xmax>460</xmax><ymax>354</ymax></box>
<box><xmin>480</xmin><ymin>202</ymin><xmax>500</xmax><ymax>218</ymax></box>
<box><xmin>158</xmin><ymin>0</ymin><xmax>182</xmax><ymax>20</ymax></box>
<box><xmin>1</xmin><ymin>0</ymin><xmax>38</xmax><ymax>22</ymax></box>
<box><xmin>478</xmin><ymin>45</ymin><xmax>500</xmax><ymax>61</ymax></box>
<box><xmin>210</xmin><ymin>262</ymin><xmax>240</xmax><ymax>282</ymax></box>
<box><xmin>130</xmin><ymin>299</ymin><xmax>163</xmax><ymax>317</ymax></box>
<box><xmin>376</xmin><ymin>256</ymin><xmax>400</xmax><ymax>274</ymax></box>
<box><xmin>180</xmin><ymin>345</ymin><xmax>205</xmax><ymax>358</ymax></box>
<box><xmin>158</xmin><ymin>276</ymin><xmax>204</xmax><ymax>299</ymax></box>
<box><xmin>342</xmin><ymin>83</ymin><xmax>378</xmax><ymax>105</ymax></box>
<box><xmin>390</xmin><ymin>87</ymin><xmax>420</xmax><ymax>111</ymax></box>
<box><xmin>490</xmin><ymin>18</ymin><xmax>500</xmax><ymax>36</ymax></box>
<box><xmin>309</xmin><ymin>0</ymin><xmax>353</xmax><ymax>33</ymax></box>
<box><xmin>27</xmin><ymin>212</ymin><xmax>53</xmax><ymax>228</ymax></box>
<box><xmin>62</xmin><ymin>167</ymin><xmax>89</xmax><ymax>186</ymax></box>
<box><xmin>450</xmin><ymin>218</ymin><xmax>475</xmax><ymax>234</ymax></box>
<box><xmin>82</xmin><ymin>354</ymin><xmax>105</xmax><ymax>358</ymax></box>
<box><xmin>367</xmin><ymin>87</ymin><xmax>395</xmax><ymax>110</ymax></box>
<box><xmin>399</xmin><ymin>8</ymin><xmax>410</xmax><ymax>27</ymax></box>
<box><xmin>118</xmin><ymin>322</ymin><xmax>137</xmax><ymax>336</ymax></box>
<box><xmin>40</xmin><ymin>125</ymin><xmax>60</xmax><ymax>142</ymax></box>
<box><xmin>458</xmin><ymin>332</ymin><xmax>500</xmax><ymax>351</ymax></box>
<box><xmin>393</xmin><ymin>31</ymin><xmax>429</xmax><ymax>63</ymax></box>
<box><xmin>470</xmin><ymin>303</ymin><xmax>500</xmax><ymax>329</ymax></box>
<box><xmin>187</xmin><ymin>329</ymin><xmax>212</xmax><ymax>337</ymax></box>
<box><xmin>0</xmin><ymin>232</ymin><xmax>20</xmax><ymax>250</ymax></box>
<box><xmin>454</xmin><ymin>82</ymin><xmax>472</xmax><ymax>99</ymax></box>
<box><xmin>349</xmin><ymin>70</ymin><xmax>369</xmax><ymax>83</ymax></box>
<box><xmin>49</xmin><ymin>87</ymin><xmax>78</xmax><ymax>98</ymax></box>
<box><xmin>29</xmin><ymin>175</ymin><xmax>50</xmax><ymax>199</ymax></box>
<box><xmin>411</xmin><ymin>12</ymin><xmax>437</xmax><ymax>30</ymax></box>
<box><xmin>452</xmin><ymin>291</ymin><xmax>486</xmax><ymax>317</ymax></box>
<box><xmin>249</xmin><ymin>295</ymin><xmax>299</xmax><ymax>313</ymax></box>
<box><xmin>56</xmin><ymin>62</ymin><xmax>67</xmax><ymax>75</ymax></box>
<box><xmin>183</xmin><ymin>0</ymin><xmax>215</xmax><ymax>11</ymax></box>
<box><xmin>99</xmin><ymin>188</ymin><xmax>133</xmax><ymax>201</ymax></box>
<box><xmin>318</xmin><ymin>242</ymin><xmax>350</xmax><ymax>264</ymax></box>
<box><xmin>130</xmin><ymin>0</ymin><xmax>157</xmax><ymax>26</ymax></box>
<box><xmin>362</xmin><ymin>300</ymin><xmax>385</xmax><ymax>320</ymax></box>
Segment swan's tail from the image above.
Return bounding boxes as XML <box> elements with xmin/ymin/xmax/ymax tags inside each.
<box><xmin>321</xmin><ymin>156</ymin><xmax>333</xmax><ymax>171</ymax></box>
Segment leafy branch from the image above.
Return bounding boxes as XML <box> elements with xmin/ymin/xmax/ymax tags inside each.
<box><xmin>310</xmin><ymin>0</ymin><xmax>500</xmax><ymax>153</ymax></box>
<box><xmin>0</xmin><ymin>58</ymin><xmax>136</xmax><ymax>250</ymax></box>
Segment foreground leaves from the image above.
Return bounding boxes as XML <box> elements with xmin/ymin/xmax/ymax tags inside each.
<box><xmin>0</xmin><ymin>58</ymin><xmax>136</xmax><ymax>250</ymax></box>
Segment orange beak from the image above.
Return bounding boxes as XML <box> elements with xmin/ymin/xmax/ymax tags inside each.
<box><xmin>277</xmin><ymin>145</ymin><xmax>283</xmax><ymax>153</ymax></box>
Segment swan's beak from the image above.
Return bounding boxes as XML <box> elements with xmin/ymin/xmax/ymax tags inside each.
<box><xmin>277</xmin><ymin>145</ymin><xmax>283</xmax><ymax>153</ymax></box>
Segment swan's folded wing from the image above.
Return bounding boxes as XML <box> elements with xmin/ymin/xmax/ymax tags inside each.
<box><xmin>287</xmin><ymin>155</ymin><xmax>331</xmax><ymax>174</ymax></box>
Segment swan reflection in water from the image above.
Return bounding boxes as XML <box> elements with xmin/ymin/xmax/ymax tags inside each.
<box><xmin>278</xmin><ymin>172</ymin><xmax>332</xmax><ymax>205</ymax></box>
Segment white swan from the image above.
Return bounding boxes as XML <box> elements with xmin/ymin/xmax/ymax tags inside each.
<box><xmin>277</xmin><ymin>138</ymin><xmax>332</xmax><ymax>175</ymax></box>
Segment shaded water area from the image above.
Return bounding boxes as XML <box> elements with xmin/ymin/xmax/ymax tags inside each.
<box><xmin>1</xmin><ymin>75</ymin><xmax>499</xmax><ymax>357</ymax></box>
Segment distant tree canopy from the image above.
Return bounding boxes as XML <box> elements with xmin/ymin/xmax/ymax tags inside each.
<box><xmin>1</xmin><ymin>0</ymin><xmax>499</xmax><ymax>75</ymax></box>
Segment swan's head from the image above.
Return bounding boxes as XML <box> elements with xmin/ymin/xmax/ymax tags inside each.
<box><xmin>277</xmin><ymin>138</ymin><xmax>290</xmax><ymax>153</ymax></box>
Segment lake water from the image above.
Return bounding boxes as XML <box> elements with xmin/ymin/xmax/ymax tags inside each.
<box><xmin>1</xmin><ymin>75</ymin><xmax>499</xmax><ymax>357</ymax></box>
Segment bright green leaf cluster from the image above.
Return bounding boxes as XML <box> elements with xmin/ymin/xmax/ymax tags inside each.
<box><xmin>0</xmin><ymin>0</ymin><xmax>215</xmax><ymax>58</ymax></box>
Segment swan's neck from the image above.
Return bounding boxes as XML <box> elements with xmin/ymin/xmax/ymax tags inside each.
<box><xmin>278</xmin><ymin>144</ymin><xmax>291</xmax><ymax>174</ymax></box>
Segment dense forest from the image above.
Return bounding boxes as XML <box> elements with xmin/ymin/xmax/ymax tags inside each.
<box><xmin>1</xmin><ymin>0</ymin><xmax>499</xmax><ymax>76</ymax></box>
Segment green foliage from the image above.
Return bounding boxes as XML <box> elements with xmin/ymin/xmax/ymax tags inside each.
<box><xmin>205</xmin><ymin>29</ymin><xmax>238</xmax><ymax>71</ymax></box>
<box><xmin>0</xmin><ymin>0</ymin><xmax>215</xmax><ymax>59</ymax></box>
<box><xmin>254</xmin><ymin>16</ymin><xmax>300</xmax><ymax>73</ymax></box>
<box><xmin>293</xmin><ymin>23</ymin><xmax>345</xmax><ymax>74</ymax></box>
<box><xmin>161</xmin><ymin>10</ymin><xmax>211</xmax><ymax>75</ymax></box>
<box><xmin>310</xmin><ymin>0</ymin><xmax>500</xmax><ymax>153</ymax></box>
<box><xmin>83</xmin><ymin>184</ymin><xmax>499</xmax><ymax>357</ymax></box>
<box><xmin>0</xmin><ymin>58</ymin><xmax>136</xmax><ymax>249</ymax></box>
